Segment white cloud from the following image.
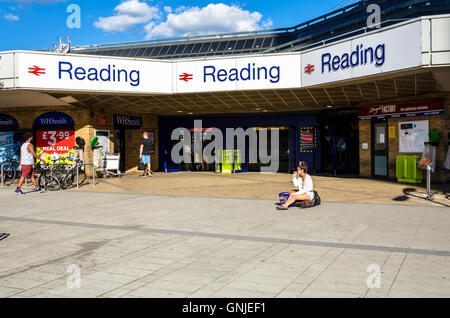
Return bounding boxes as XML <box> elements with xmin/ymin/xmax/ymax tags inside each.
<box><xmin>3</xmin><ymin>12</ymin><xmax>19</xmax><ymax>21</ymax></box>
<box><xmin>145</xmin><ymin>3</ymin><xmax>271</xmax><ymax>39</ymax></box>
<box><xmin>94</xmin><ymin>0</ymin><xmax>159</xmax><ymax>33</ymax></box>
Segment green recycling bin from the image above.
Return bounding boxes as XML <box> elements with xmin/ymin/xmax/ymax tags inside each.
<box><xmin>396</xmin><ymin>155</ymin><xmax>423</xmax><ymax>184</ymax></box>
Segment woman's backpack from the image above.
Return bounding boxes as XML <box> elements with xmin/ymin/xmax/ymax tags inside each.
<box><xmin>295</xmin><ymin>191</ymin><xmax>321</xmax><ymax>209</ymax></box>
<box><xmin>313</xmin><ymin>191</ymin><xmax>321</xmax><ymax>206</ymax></box>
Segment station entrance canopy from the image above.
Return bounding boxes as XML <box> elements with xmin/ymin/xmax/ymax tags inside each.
<box><xmin>0</xmin><ymin>16</ymin><xmax>449</xmax><ymax>114</ymax></box>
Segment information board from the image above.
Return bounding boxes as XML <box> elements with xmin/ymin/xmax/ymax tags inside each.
<box><xmin>399</xmin><ymin>120</ymin><xmax>429</xmax><ymax>153</ymax></box>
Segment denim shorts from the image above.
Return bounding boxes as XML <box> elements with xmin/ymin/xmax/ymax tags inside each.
<box><xmin>141</xmin><ymin>155</ymin><xmax>151</xmax><ymax>164</ymax></box>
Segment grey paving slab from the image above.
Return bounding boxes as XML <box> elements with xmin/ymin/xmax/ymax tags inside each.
<box><xmin>0</xmin><ymin>188</ymin><xmax>449</xmax><ymax>298</ymax></box>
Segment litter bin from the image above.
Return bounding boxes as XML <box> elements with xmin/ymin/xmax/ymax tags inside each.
<box><xmin>396</xmin><ymin>155</ymin><xmax>423</xmax><ymax>183</ymax></box>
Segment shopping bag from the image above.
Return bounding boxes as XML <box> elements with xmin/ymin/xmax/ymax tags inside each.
<box><xmin>138</xmin><ymin>160</ymin><xmax>146</xmax><ymax>171</ymax></box>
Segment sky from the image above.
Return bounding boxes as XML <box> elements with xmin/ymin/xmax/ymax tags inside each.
<box><xmin>0</xmin><ymin>0</ymin><xmax>359</xmax><ymax>51</ymax></box>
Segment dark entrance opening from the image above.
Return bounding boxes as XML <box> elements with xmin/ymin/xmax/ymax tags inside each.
<box><xmin>319</xmin><ymin>109</ymin><xmax>359</xmax><ymax>176</ymax></box>
<box><xmin>248</xmin><ymin>127</ymin><xmax>292</xmax><ymax>173</ymax></box>
<box><xmin>114</xmin><ymin>129</ymin><xmax>126</xmax><ymax>173</ymax></box>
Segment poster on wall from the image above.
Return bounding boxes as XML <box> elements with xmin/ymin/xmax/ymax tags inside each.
<box><xmin>300</xmin><ymin>128</ymin><xmax>316</xmax><ymax>152</ymax></box>
<box><xmin>0</xmin><ymin>132</ymin><xmax>15</xmax><ymax>165</ymax></box>
<box><xmin>399</xmin><ymin>120</ymin><xmax>429</xmax><ymax>153</ymax></box>
<box><xmin>36</xmin><ymin>130</ymin><xmax>75</xmax><ymax>164</ymax></box>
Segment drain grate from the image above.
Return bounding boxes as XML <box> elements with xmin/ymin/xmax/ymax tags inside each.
<box><xmin>0</xmin><ymin>233</ymin><xmax>9</xmax><ymax>241</ymax></box>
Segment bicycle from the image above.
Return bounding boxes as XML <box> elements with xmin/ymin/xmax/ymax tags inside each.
<box><xmin>1</xmin><ymin>157</ymin><xmax>20</xmax><ymax>186</ymax></box>
<box><xmin>59</xmin><ymin>159</ymin><xmax>86</xmax><ymax>189</ymax></box>
<box><xmin>38</xmin><ymin>163</ymin><xmax>61</xmax><ymax>191</ymax></box>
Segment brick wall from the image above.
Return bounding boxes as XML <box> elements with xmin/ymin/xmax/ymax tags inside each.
<box><xmin>89</xmin><ymin>109</ymin><xmax>159</xmax><ymax>173</ymax></box>
<box><xmin>359</xmin><ymin>120</ymin><xmax>372</xmax><ymax>177</ymax></box>
<box><xmin>358</xmin><ymin>96</ymin><xmax>449</xmax><ymax>183</ymax></box>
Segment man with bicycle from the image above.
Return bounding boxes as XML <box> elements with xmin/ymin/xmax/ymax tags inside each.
<box><xmin>15</xmin><ymin>132</ymin><xmax>44</xmax><ymax>195</ymax></box>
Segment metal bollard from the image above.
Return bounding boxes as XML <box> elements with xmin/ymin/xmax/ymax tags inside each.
<box><xmin>1</xmin><ymin>163</ymin><xmax>4</xmax><ymax>187</ymax></box>
<box><xmin>426</xmin><ymin>165</ymin><xmax>434</xmax><ymax>201</ymax></box>
<box><xmin>76</xmin><ymin>165</ymin><xmax>79</xmax><ymax>189</ymax></box>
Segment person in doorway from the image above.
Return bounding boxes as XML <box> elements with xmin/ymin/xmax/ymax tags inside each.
<box><xmin>139</xmin><ymin>132</ymin><xmax>153</xmax><ymax>177</ymax></box>
<box><xmin>201</xmin><ymin>140</ymin><xmax>210</xmax><ymax>172</ymax></box>
<box><xmin>182</xmin><ymin>139</ymin><xmax>192</xmax><ymax>171</ymax></box>
<box><xmin>277</xmin><ymin>161</ymin><xmax>314</xmax><ymax>210</ymax></box>
<box><xmin>15</xmin><ymin>132</ymin><xmax>44</xmax><ymax>195</ymax></box>
<box><xmin>193</xmin><ymin>141</ymin><xmax>202</xmax><ymax>171</ymax></box>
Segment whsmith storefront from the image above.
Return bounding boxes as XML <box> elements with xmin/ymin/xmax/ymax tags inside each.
<box><xmin>0</xmin><ymin>15</ymin><xmax>449</xmax><ymax>182</ymax></box>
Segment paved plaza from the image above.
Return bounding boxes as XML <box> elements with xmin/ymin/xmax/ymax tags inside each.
<box><xmin>0</xmin><ymin>173</ymin><xmax>449</xmax><ymax>298</ymax></box>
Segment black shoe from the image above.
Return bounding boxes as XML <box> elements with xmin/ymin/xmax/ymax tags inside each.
<box><xmin>276</xmin><ymin>206</ymin><xmax>289</xmax><ymax>210</ymax></box>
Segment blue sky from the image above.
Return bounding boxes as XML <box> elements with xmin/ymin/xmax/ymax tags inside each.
<box><xmin>0</xmin><ymin>0</ymin><xmax>357</xmax><ymax>51</ymax></box>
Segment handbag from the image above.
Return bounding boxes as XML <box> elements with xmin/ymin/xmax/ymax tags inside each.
<box><xmin>138</xmin><ymin>160</ymin><xmax>146</xmax><ymax>171</ymax></box>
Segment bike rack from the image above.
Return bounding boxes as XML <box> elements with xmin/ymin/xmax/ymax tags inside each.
<box><xmin>1</xmin><ymin>161</ymin><xmax>19</xmax><ymax>187</ymax></box>
<box><xmin>75</xmin><ymin>162</ymin><xmax>96</xmax><ymax>189</ymax></box>
<box><xmin>1</xmin><ymin>163</ymin><xmax>5</xmax><ymax>187</ymax></box>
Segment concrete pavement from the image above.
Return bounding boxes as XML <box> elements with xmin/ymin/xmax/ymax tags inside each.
<box><xmin>0</xmin><ymin>186</ymin><xmax>449</xmax><ymax>298</ymax></box>
<box><xmin>71</xmin><ymin>172</ymin><xmax>450</xmax><ymax>207</ymax></box>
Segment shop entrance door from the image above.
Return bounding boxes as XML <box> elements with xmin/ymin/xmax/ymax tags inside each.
<box><xmin>114</xmin><ymin>129</ymin><xmax>126</xmax><ymax>172</ymax></box>
<box><xmin>248</xmin><ymin>127</ymin><xmax>290</xmax><ymax>173</ymax></box>
<box><xmin>372</xmin><ymin>121</ymin><xmax>388</xmax><ymax>178</ymax></box>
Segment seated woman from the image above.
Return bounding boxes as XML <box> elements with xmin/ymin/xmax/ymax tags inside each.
<box><xmin>277</xmin><ymin>161</ymin><xmax>314</xmax><ymax>210</ymax></box>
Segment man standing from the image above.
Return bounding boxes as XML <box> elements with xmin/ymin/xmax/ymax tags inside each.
<box><xmin>139</xmin><ymin>132</ymin><xmax>153</xmax><ymax>177</ymax></box>
<box><xmin>15</xmin><ymin>132</ymin><xmax>44</xmax><ymax>195</ymax></box>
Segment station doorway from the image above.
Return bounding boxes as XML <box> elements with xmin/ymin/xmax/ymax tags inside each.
<box><xmin>248</xmin><ymin>127</ymin><xmax>293</xmax><ymax>173</ymax></box>
<box><xmin>319</xmin><ymin>109</ymin><xmax>359</xmax><ymax>176</ymax></box>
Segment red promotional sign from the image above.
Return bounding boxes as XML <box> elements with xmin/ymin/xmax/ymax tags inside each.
<box><xmin>358</xmin><ymin>99</ymin><xmax>444</xmax><ymax>120</ymax></box>
<box><xmin>36</xmin><ymin>130</ymin><xmax>75</xmax><ymax>155</ymax></box>
<box><xmin>97</xmin><ymin>116</ymin><xmax>107</xmax><ymax>127</ymax></box>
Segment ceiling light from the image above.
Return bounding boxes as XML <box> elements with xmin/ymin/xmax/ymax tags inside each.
<box><xmin>326</xmin><ymin>105</ymin><xmax>333</xmax><ymax>108</ymax></box>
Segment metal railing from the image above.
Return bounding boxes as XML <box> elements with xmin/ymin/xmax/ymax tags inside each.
<box><xmin>57</xmin><ymin>1</ymin><xmax>368</xmax><ymax>52</ymax></box>
<box><xmin>262</xmin><ymin>18</ymin><xmax>410</xmax><ymax>54</ymax></box>
<box><xmin>63</xmin><ymin>0</ymin><xmax>438</xmax><ymax>54</ymax></box>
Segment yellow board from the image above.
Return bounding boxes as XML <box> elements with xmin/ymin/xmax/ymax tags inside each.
<box><xmin>222</xmin><ymin>150</ymin><xmax>234</xmax><ymax>174</ymax></box>
<box><xmin>36</xmin><ymin>147</ymin><xmax>75</xmax><ymax>165</ymax></box>
<box><xmin>389</xmin><ymin>126</ymin><xmax>396</xmax><ymax>139</ymax></box>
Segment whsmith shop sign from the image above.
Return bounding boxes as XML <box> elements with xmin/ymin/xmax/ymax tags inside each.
<box><xmin>358</xmin><ymin>100</ymin><xmax>445</xmax><ymax>120</ymax></box>
<box><xmin>114</xmin><ymin>115</ymin><xmax>142</xmax><ymax>129</ymax></box>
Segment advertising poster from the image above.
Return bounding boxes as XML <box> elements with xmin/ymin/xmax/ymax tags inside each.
<box><xmin>300</xmin><ymin>128</ymin><xmax>316</xmax><ymax>152</ymax></box>
<box><xmin>0</xmin><ymin>132</ymin><xmax>15</xmax><ymax>165</ymax></box>
<box><xmin>399</xmin><ymin>120</ymin><xmax>429</xmax><ymax>153</ymax></box>
<box><xmin>36</xmin><ymin>130</ymin><xmax>75</xmax><ymax>164</ymax></box>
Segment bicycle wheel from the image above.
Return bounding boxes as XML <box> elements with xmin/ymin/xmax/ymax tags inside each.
<box><xmin>38</xmin><ymin>171</ymin><xmax>47</xmax><ymax>188</ymax></box>
<box><xmin>59</xmin><ymin>171</ymin><xmax>73</xmax><ymax>190</ymax></box>
<box><xmin>43</xmin><ymin>174</ymin><xmax>61</xmax><ymax>191</ymax></box>
<box><xmin>70</xmin><ymin>169</ymin><xmax>87</xmax><ymax>186</ymax></box>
